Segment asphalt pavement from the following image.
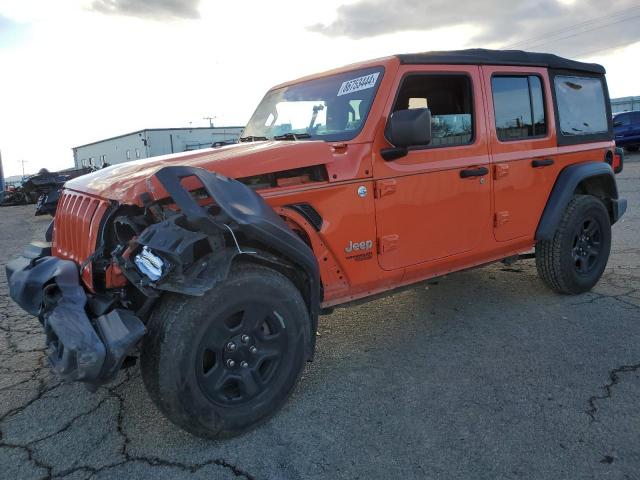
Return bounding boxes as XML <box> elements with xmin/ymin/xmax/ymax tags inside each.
<box><xmin>1</xmin><ymin>155</ymin><xmax>639</xmax><ymax>479</ymax></box>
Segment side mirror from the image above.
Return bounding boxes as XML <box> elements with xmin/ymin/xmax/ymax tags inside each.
<box><xmin>612</xmin><ymin>121</ymin><xmax>622</xmax><ymax>128</ymax></box>
<box><xmin>386</xmin><ymin>108</ymin><xmax>432</xmax><ymax>147</ymax></box>
<box><xmin>382</xmin><ymin>108</ymin><xmax>431</xmax><ymax>161</ymax></box>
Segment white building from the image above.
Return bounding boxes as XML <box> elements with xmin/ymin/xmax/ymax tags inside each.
<box><xmin>72</xmin><ymin>127</ymin><xmax>244</xmax><ymax>169</ymax></box>
<box><xmin>611</xmin><ymin>96</ymin><xmax>640</xmax><ymax>114</ymax></box>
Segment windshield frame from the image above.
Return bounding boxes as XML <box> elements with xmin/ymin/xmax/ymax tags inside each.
<box><xmin>242</xmin><ymin>65</ymin><xmax>386</xmax><ymax>143</ymax></box>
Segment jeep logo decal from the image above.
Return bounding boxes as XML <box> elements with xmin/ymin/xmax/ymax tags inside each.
<box><xmin>345</xmin><ymin>240</ymin><xmax>373</xmax><ymax>253</ymax></box>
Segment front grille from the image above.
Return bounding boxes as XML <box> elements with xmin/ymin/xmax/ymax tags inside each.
<box><xmin>52</xmin><ymin>190</ymin><xmax>110</xmax><ymax>289</ymax></box>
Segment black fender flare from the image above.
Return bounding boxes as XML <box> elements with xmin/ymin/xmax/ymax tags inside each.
<box><xmin>152</xmin><ymin>166</ymin><xmax>321</xmax><ymax>352</ymax></box>
<box><xmin>535</xmin><ymin>161</ymin><xmax>626</xmax><ymax>241</ymax></box>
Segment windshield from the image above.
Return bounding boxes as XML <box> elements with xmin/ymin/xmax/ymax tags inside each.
<box><xmin>242</xmin><ymin>66</ymin><xmax>384</xmax><ymax>142</ymax></box>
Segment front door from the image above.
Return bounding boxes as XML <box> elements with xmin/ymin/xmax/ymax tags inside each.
<box><xmin>373</xmin><ymin>65</ymin><xmax>491</xmax><ymax>271</ymax></box>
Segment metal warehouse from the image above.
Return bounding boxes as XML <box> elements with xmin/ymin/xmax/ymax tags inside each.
<box><xmin>72</xmin><ymin>127</ymin><xmax>244</xmax><ymax>169</ymax></box>
<box><xmin>611</xmin><ymin>96</ymin><xmax>640</xmax><ymax>114</ymax></box>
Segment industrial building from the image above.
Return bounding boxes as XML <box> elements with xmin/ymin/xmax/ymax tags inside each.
<box><xmin>72</xmin><ymin>127</ymin><xmax>244</xmax><ymax>169</ymax></box>
<box><xmin>611</xmin><ymin>96</ymin><xmax>640</xmax><ymax>114</ymax></box>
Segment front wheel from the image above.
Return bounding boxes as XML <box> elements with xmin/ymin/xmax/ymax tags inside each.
<box><xmin>141</xmin><ymin>264</ymin><xmax>309</xmax><ymax>438</ymax></box>
<box><xmin>536</xmin><ymin>194</ymin><xmax>611</xmax><ymax>294</ymax></box>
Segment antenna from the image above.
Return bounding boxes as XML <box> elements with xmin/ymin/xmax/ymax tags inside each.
<box><xmin>203</xmin><ymin>116</ymin><xmax>217</xmax><ymax>128</ymax></box>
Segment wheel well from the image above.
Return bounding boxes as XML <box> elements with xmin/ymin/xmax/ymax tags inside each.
<box><xmin>574</xmin><ymin>174</ymin><xmax>616</xmax><ymax>222</ymax></box>
<box><xmin>232</xmin><ymin>254</ymin><xmax>311</xmax><ymax>310</ymax></box>
<box><xmin>230</xmin><ymin>252</ymin><xmax>315</xmax><ymax>360</ymax></box>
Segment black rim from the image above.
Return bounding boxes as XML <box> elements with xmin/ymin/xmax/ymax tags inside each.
<box><xmin>195</xmin><ymin>303</ymin><xmax>287</xmax><ymax>406</ymax></box>
<box><xmin>571</xmin><ymin>216</ymin><xmax>602</xmax><ymax>275</ymax></box>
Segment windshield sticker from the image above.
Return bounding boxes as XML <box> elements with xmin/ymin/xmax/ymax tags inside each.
<box><xmin>337</xmin><ymin>72</ymin><xmax>380</xmax><ymax>97</ymax></box>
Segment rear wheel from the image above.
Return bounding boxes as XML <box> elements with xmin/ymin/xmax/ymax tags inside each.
<box><xmin>141</xmin><ymin>264</ymin><xmax>309</xmax><ymax>438</ymax></box>
<box><xmin>535</xmin><ymin>194</ymin><xmax>611</xmax><ymax>294</ymax></box>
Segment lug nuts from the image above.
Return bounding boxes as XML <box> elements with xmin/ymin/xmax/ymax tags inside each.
<box><xmin>226</xmin><ymin>359</ymin><xmax>235</xmax><ymax>368</ymax></box>
<box><xmin>249</xmin><ymin>346</ymin><xmax>257</xmax><ymax>354</ymax></box>
<box><xmin>241</xmin><ymin>334</ymin><xmax>250</xmax><ymax>343</ymax></box>
<box><xmin>226</xmin><ymin>341</ymin><xmax>236</xmax><ymax>351</ymax></box>
<box><xmin>240</xmin><ymin>361</ymin><xmax>249</xmax><ymax>368</ymax></box>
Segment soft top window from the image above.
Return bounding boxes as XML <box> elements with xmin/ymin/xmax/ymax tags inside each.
<box><xmin>554</xmin><ymin>75</ymin><xmax>608</xmax><ymax>136</ymax></box>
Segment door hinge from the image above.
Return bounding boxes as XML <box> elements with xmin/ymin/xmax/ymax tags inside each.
<box><xmin>377</xmin><ymin>234</ymin><xmax>399</xmax><ymax>254</ymax></box>
<box><xmin>494</xmin><ymin>163</ymin><xmax>509</xmax><ymax>180</ymax></box>
<box><xmin>374</xmin><ymin>179</ymin><xmax>397</xmax><ymax>199</ymax></box>
<box><xmin>494</xmin><ymin>211</ymin><xmax>510</xmax><ymax>227</ymax></box>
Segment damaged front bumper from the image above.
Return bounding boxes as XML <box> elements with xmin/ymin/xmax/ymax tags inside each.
<box><xmin>5</xmin><ymin>242</ymin><xmax>146</xmax><ymax>385</ymax></box>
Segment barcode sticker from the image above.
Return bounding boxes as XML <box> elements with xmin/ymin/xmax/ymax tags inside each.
<box><xmin>337</xmin><ymin>72</ymin><xmax>379</xmax><ymax>96</ymax></box>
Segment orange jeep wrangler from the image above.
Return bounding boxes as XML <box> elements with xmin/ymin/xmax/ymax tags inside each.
<box><xmin>7</xmin><ymin>49</ymin><xmax>626</xmax><ymax>438</ymax></box>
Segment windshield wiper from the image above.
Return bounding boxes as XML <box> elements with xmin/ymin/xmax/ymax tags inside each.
<box><xmin>239</xmin><ymin>135</ymin><xmax>268</xmax><ymax>142</ymax></box>
<box><xmin>273</xmin><ymin>133</ymin><xmax>312</xmax><ymax>141</ymax></box>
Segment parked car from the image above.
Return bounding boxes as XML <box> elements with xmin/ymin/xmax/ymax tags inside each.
<box><xmin>6</xmin><ymin>49</ymin><xmax>626</xmax><ymax>438</ymax></box>
<box><xmin>613</xmin><ymin>110</ymin><xmax>640</xmax><ymax>151</ymax></box>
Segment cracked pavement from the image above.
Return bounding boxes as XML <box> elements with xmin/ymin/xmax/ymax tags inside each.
<box><xmin>1</xmin><ymin>156</ymin><xmax>639</xmax><ymax>479</ymax></box>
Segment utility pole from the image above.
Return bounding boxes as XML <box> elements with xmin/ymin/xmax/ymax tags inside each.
<box><xmin>203</xmin><ymin>116</ymin><xmax>216</xmax><ymax>128</ymax></box>
<box><xmin>19</xmin><ymin>159</ymin><xmax>28</xmax><ymax>179</ymax></box>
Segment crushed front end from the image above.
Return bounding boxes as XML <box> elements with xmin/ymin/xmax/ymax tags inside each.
<box><xmin>6</xmin><ymin>166</ymin><xmax>320</xmax><ymax>388</ymax></box>
<box><xmin>6</xmin><ymin>190</ymin><xmax>147</xmax><ymax>385</ymax></box>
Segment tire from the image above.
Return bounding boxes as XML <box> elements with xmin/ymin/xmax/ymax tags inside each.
<box><xmin>141</xmin><ymin>263</ymin><xmax>309</xmax><ymax>438</ymax></box>
<box><xmin>624</xmin><ymin>146</ymin><xmax>639</xmax><ymax>152</ymax></box>
<box><xmin>535</xmin><ymin>194</ymin><xmax>611</xmax><ymax>294</ymax></box>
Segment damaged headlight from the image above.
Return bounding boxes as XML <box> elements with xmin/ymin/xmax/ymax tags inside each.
<box><xmin>134</xmin><ymin>246</ymin><xmax>164</xmax><ymax>281</ymax></box>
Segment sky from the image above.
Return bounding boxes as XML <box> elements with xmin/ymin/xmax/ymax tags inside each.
<box><xmin>1</xmin><ymin>0</ymin><xmax>639</xmax><ymax>177</ymax></box>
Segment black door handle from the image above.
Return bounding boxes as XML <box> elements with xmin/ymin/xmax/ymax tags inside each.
<box><xmin>460</xmin><ymin>167</ymin><xmax>489</xmax><ymax>178</ymax></box>
<box><xmin>532</xmin><ymin>158</ymin><xmax>554</xmax><ymax>168</ymax></box>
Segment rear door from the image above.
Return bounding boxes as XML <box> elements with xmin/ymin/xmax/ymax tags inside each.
<box><xmin>481</xmin><ymin>66</ymin><xmax>557</xmax><ymax>242</ymax></box>
<box><xmin>373</xmin><ymin>65</ymin><xmax>491</xmax><ymax>270</ymax></box>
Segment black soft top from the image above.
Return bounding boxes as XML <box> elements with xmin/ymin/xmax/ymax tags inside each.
<box><xmin>397</xmin><ymin>49</ymin><xmax>605</xmax><ymax>74</ymax></box>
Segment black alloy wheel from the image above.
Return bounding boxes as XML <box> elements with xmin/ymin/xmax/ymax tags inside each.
<box><xmin>571</xmin><ymin>217</ymin><xmax>603</xmax><ymax>275</ymax></box>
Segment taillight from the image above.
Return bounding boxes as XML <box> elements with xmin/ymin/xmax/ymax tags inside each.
<box><xmin>613</xmin><ymin>147</ymin><xmax>624</xmax><ymax>174</ymax></box>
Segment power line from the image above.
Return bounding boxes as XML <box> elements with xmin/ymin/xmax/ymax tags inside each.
<box><xmin>566</xmin><ymin>36</ymin><xmax>640</xmax><ymax>60</ymax></box>
<box><xmin>517</xmin><ymin>13</ymin><xmax>640</xmax><ymax>51</ymax></box>
<box><xmin>503</xmin><ymin>5</ymin><xmax>640</xmax><ymax>49</ymax></box>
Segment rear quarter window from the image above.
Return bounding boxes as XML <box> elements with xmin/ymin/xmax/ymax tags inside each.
<box><xmin>554</xmin><ymin>75</ymin><xmax>608</xmax><ymax>136</ymax></box>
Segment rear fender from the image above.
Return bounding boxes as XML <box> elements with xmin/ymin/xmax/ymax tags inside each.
<box><xmin>535</xmin><ymin>161</ymin><xmax>626</xmax><ymax>241</ymax></box>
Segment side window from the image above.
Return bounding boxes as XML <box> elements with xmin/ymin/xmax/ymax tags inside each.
<box><xmin>392</xmin><ymin>74</ymin><xmax>473</xmax><ymax>147</ymax></box>
<box><xmin>554</xmin><ymin>75</ymin><xmax>608</xmax><ymax>136</ymax></box>
<box><xmin>613</xmin><ymin>114</ymin><xmax>630</xmax><ymax>127</ymax></box>
<box><xmin>492</xmin><ymin>75</ymin><xmax>547</xmax><ymax>141</ymax></box>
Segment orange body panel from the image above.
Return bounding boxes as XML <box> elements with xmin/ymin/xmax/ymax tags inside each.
<box><xmin>52</xmin><ymin>190</ymin><xmax>110</xmax><ymax>290</ymax></box>
<box><xmin>56</xmin><ymin>55</ymin><xmax>615</xmax><ymax>307</ymax></box>
<box><xmin>372</xmin><ymin>65</ymin><xmax>491</xmax><ymax>270</ymax></box>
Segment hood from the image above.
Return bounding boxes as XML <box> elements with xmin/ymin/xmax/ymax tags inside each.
<box><xmin>65</xmin><ymin>141</ymin><xmax>336</xmax><ymax>205</ymax></box>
